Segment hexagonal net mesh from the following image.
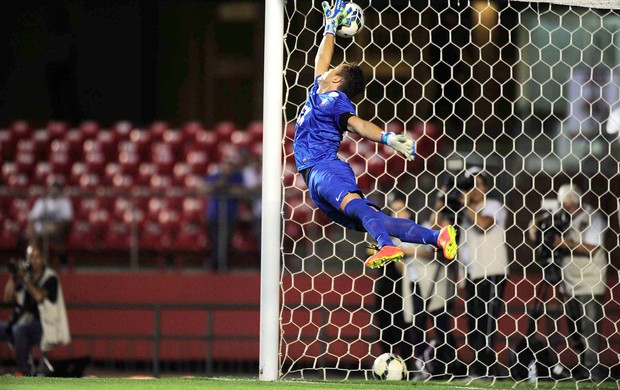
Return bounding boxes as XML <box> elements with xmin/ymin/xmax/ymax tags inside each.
<box><xmin>280</xmin><ymin>1</ymin><xmax>620</xmax><ymax>382</ymax></box>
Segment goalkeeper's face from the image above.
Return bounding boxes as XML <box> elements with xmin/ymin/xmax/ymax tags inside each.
<box><xmin>319</xmin><ymin>64</ymin><xmax>346</xmax><ymax>90</ymax></box>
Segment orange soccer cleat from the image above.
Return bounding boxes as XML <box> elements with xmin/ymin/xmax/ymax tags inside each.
<box><xmin>437</xmin><ymin>225</ymin><xmax>458</xmax><ymax>260</ymax></box>
<box><xmin>364</xmin><ymin>245</ymin><xmax>404</xmax><ymax>269</ymax></box>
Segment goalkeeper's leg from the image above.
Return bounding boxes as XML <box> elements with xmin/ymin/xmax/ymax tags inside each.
<box><xmin>379</xmin><ymin>214</ymin><xmax>457</xmax><ymax>260</ymax></box>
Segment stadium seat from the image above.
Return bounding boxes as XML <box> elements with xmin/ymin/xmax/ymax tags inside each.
<box><xmin>230</xmin><ymin>224</ymin><xmax>258</xmax><ymax>255</ymax></box>
<box><xmin>63</xmin><ymin>130</ymin><xmax>85</xmax><ymax>161</ymax></box>
<box><xmin>137</xmin><ymin>162</ymin><xmax>158</xmax><ymax>186</ymax></box>
<box><xmin>111</xmin><ymin>173</ymin><xmax>135</xmax><ymax>190</ymax></box>
<box><xmin>181</xmin><ymin>197</ymin><xmax>204</xmax><ymax>223</ymax></box>
<box><xmin>67</xmin><ymin>220</ymin><xmax>96</xmax><ymax>251</ymax></box>
<box><xmin>172</xmin><ymin>162</ymin><xmax>191</xmax><ymax>186</ymax></box>
<box><xmin>78</xmin><ymin>173</ymin><xmax>101</xmax><ymax>190</ymax></box>
<box><xmin>230</xmin><ymin>130</ymin><xmax>251</xmax><ymax>148</ymax></box>
<box><xmin>16</xmin><ymin>139</ymin><xmax>35</xmax><ymax>154</ymax></box>
<box><xmin>129</xmin><ymin>129</ymin><xmax>152</xmax><ymax>160</ymax></box>
<box><xmin>186</xmin><ymin>150</ymin><xmax>209</xmax><ymax>174</ymax></box>
<box><xmin>34</xmin><ymin>161</ymin><xmax>53</xmax><ymax>186</ymax></box>
<box><xmin>149</xmin><ymin>121</ymin><xmax>169</xmax><ymax>142</ymax></box>
<box><xmin>46</xmin><ymin>120</ymin><xmax>68</xmax><ymax>140</ymax></box>
<box><xmin>10</xmin><ymin>198</ymin><xmax>31</xmax><ymax>225</ymax></box>
<box><xmin>88</xmin><ymin>209</ymin><xmax>110</xmax><ymax>243</ymax></box>
<box><xmin>162</xmin><ymin>130</ymin><xmax>183</xmax><ymax>158</ymax></box>
<box><xmin>14</xmin><ymin>152</ymin><xmax>35</xmax><ymax>178</ymax></box>
<box><xmin>10</xmin><ymin>120</ymin><xmax>32</xmax><ymax>140</ymax></box>
<box><xmin>96</xmin><ymin>131</ymin><xmax>118</xmax><ymax>160</ymax></box>
<box><xmin>214</xmin><ymin>121</ymin><xmax>236</xmax><ymax>141</ymax></box>
<box><xmin>111</xmin><ymin>121</ymin><xmax>132</xmax><ymax>141</ymax></box>
<box><xmin>70</xmin><ymin>162</ymin><xmax>88</xmax><ymax>186</ymax></box>
<box><xmin>246</xmin><ymin>120</ymin><xmax>263</xmax><ymax>143</ymax></box>
<box><xmin>32</xmin><ymin>130</ymin><xmax>51</xmax><ymax>159</ymax></box>
<box><xmin>145</xmin><ymin>197</ymin><xmax>166</xmax><ymax>220</ymax></box>
<box><xmin>102</xmin><ymin>220</ymin><xmax>132</xmax><ymax>250</ymax></box>
<box><xmin>103</xmin><ymin>162</ymin><xmax>123</xmax><ymax>185</ymax></box>
<box><xmin>112</xmin><ymin>197</ymin><xmax>132</xmax><ymax>220</ymax></box>
<box><xmin>151</xmin><ymin>142</ymin><xmax>174</xmax><ymax>174</ymax></box>
<box><xmin>49</xmin><ymin>152</ymin><xmax>71</xmax><ymax>178</ymax></box>
<box><xmin>139</xmin><ymin>218</ymin><xmax>169</xmax><ymax>252</ymax></box>
<box><xmin>181</xmin><ymin>121</ymin><xmax>204</xmax><ymax>138</ymax></box>
<box><xmin>193</xmin><ymin>130</ymin><xmax>218</xmax><ymax>155</ymax></box>
<box><xmin>149</xmin><ymin>174</ymin><xmax>173</xmax><ymax>191</ymax></box>
<box><xmin>84</xmin><ymin>150</ymin><xmax>106</xmax><ymax>176</ymax></box>
<box><xmin>118</xmin><ymin>150</ymin><xmax>140</xmax><ymax>175</ymax></box>
<box><xmin>75</xmin><ymin>197</ymin><xmax>101</xmax><ymax>220</ymax></box>
<box><xmin>2</xmin><ymin>162</ymin><xmax>18</xmax><ymax>184</ymax></box>
<box><xmin>0</xmin><ymin>131</ymin><xmax>15</xmax><ymax>161</ymax></box>
<box><xmin>183</xmin><ymin>174</ymin><xmax>203</xmax><ymax>190</ymax></box>
<box><xmin>78</xmin><ymin>120</ymin><xmax>100</xmax><ymax>140</ymax></box>
<box><xmin>0</xmin><ymin>219</ymin><xmax>23</xmax><ymax>250</ymax></box>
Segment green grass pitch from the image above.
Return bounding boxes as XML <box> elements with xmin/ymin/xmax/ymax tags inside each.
<box><xmin>0</xmin><ymin>377</ymin><xmax>617</xmax><ymax>390</ymax></box>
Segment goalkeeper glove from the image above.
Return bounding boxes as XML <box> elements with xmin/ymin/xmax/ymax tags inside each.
<box><xmin>381</xmin><ymin>131</ymin><xmax>416</xmax><ymax>161</ymax></box>
<box><xmin>322</xmin><ymin>0</ymin><xmax>346</xmax><ymax>36</ymax></box>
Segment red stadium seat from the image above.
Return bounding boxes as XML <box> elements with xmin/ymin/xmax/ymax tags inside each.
<box><xmin>118</xmin><ymin>150</ymin><xmax>140</xmax><ymax>175</ymax></box>
<box><xmin>14</xmin><ymin>152</ymin><xmax>35</xmax><ymax>178</ymax></box>
<box><xmin>32</xmin><ymin>130</ymin><xmax>51</xmax><ymax>159</ymax></box>
<box><xmin>103</xmin><ymin>162</ymin><xmax>123</xmax><ymax>185</ymax></box>
<box><xmin>34</xmin><ymin>161</ymin><xmax>53</xmax><ymax>186</ymax></box>
<box><xmin>2</xmin><ymin>162</ymin><xmax>17</xmax><ymax>184</ymax></box>
<box><xmin>149</xmin><ymin>174</ymin><xmax>173</xmax><ymax>191</ymax></box>
<box><xmin>172</xmin><ymin>162</ymin><xmax>191</xmax><ymax>186</ymax></box>
<box><xmin>78</xmin><ymin>173</ymin><xmax>101</xmax><ymax>190</ymax></box>
<box><xmin>183</xmin><ymin>174</ymin><xmax>203</xmax><ymax>190</ymax></box>
<box><xmin>49</xmin><ymin>151</ymin><xmax>71</xmax><ymax>178</ymax></box>
<box><xmin>63</xmin><ymin>130</ymin><xmax>84</xmax><ymax>161</ymax></box>
<box><xmin>181</xmin><ymin>197</ymin><xmax>204</xmax><ymax>223</ymax></box>
<box><xmin>186</xmin><ymin>150</ymin><xmax>209</xmax><ymax>174</ymax></box>
<box><xmin>88</xmin><ymin>209</ymin><xmax>110</xmax><ymax>242</ymax></box>
<box><xmin>96</xmin><ymin>131</ymin><xmax>118</xmax><ymax>160</ymax></box>
<box><xmin>102</xmin><ymin>220</ymin><xmax>131</xmax><ymax>250</ymax></box>
<box><xmin>76</xmin><ymin>197</ymin><xmax>101</xmax><ymax>220</ymax></box>
<box><xmin>112</xmin><ymin>197</ymin><xmax>132</xmax><ymax>220</ymax></box>
<box><xmin>230</xmin><ymin>224</ymin><xmax>258</xmax><ymax>254</ymax></box>
<box><xmin>139</xmin><ymin>218</ymin><xmax>170</xmax><ymax>251</ymax></box>
<box><xmin>129</xmin><ymin>129</ymin><xmax>152</xmax><ymax>160</ymax></box>
<box><xmin>171</xmin><ymin>221</ymin><xmax>208</xmax><ymax>252</ymax></box>
<box><xmin>137</xmin><ymin>162</ymin><xmax>158</xmax><ymax>186</ymax></box>
<box><xmin>79</xmin><ymin>120</ymin><xmax>100</xmax><ymax>140</ymax></box>
<box><xmin>0</xmin><ymin>131</ymin><xmax>15</xmax><ymax>161</ymax></box>
<box><xmin>84</xmin><ymin>150</ymin><xmax>106</xmax><ymax>176</ymax></box>
<box><xmin>146</xmin><ymin>197</ymin><xmax>166</xmax><ymax>220</ymax></box>
<box><xmin>0</xmin><ymin>219</ymin><xmax>22</xmax><ymax>250</ymax></box>
<box><xmin>151</xmin><ymin>142</ymin><xmax>174</xmax><ymax>174</ymax></box>
<box><xmin>67</xmin><ymin>220</ymin><xmax>96</xmax><ymax>251</ymax></box>
<box><xmin>111</xmin><ymin>173</ymin><xmax>135</xmax><ymax>190</ymax></box>
<box><xmin>149</xmin><ymin>121</ymin><xmax>169</xmax><ymax>142</ymax></box>
<box><xmin>193</xmin><ymin>130</ymin><xmax>218</xmax><ymax>155</ymax></box>
<box><xmin>162</xmin><ymin>130</ymin><xmax>183</xmax><ymax>158</ymax></box>
<box><xmin>46</xmin><ymin>120</ymin><xmax>68</xmax><ymax>140</ymax></box>
<box><xmin>246</xmin><ymin>120</ymin><xmax>263</xmax><ymax>143</ymax></box>
<box><xmin>111</xmin><ymin>121</ymin><xmax>133</xmax><ymax>141</ymax></box>
<box><xmin>10</xmin><ymin>198</ymin><xmax>31</xmax><ymax>225</ymax></box>
<box><xmin>10</xmin><ymin>120</ymin><xmax>32</xmax><ymax>140</ymax></box>
<box><xmin>16</xmin><ymin>139</ymin><xmax>35</xmax><ymax>154</ymax></box>
<box><xmin>181</xmin><ymin>121</ymin><xmax>204</xmax><ymax>138</ymax></box>
<box><xmin>70</xmin><ymin>162</ymin><xmax>88</xmax><ymax>186</ymax></box>
<box><xmin>230</xmin><ymin>130</ymin><xmax>251</xmax><ymax>148</ymax></box>
<box><xmin>214</xmin><ymin>121</ymin><xmax>236</xmax><ymax>141</ymax></box>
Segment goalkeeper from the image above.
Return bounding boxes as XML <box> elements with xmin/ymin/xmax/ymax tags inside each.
<box><xmin>294</xmin><ymin>0</ymin><xmax>457</xmax><ymax>268</ymax></box>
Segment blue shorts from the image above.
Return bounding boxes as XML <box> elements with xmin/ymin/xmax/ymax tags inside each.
<box><xmin>304</xmin><ymin>159</ymin><xmax>378</xmax><ymax>230</ymax></box>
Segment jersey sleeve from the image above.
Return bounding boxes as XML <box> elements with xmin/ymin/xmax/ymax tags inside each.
<box><xmin>42</xmin><ymin>276</ymin><xmax>58</xmax><ymax>304</ymax></box>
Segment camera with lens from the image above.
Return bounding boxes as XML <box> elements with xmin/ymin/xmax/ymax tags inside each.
<box><xmin>8</xmin><ymin>258</ymin><xmax>31</xmax><ymax>279</ymax></box>
<box><xmin>438</xmin><ymin>172</ymin><xmax>476</xmax><ymax>224</ymax></box>
<box><xmin>533</xmin><ymin>209</ymin><xmax>570</xmax><ymax>283</ymax></box>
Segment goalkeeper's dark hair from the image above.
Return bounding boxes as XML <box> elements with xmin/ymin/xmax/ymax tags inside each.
<box><xmin>337</xmin><ymin>62</ymin><xmax>365</xmax><ymax>99</ymax></box>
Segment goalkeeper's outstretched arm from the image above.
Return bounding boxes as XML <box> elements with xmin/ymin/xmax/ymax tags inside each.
<box><xmin>347</xmin><ymin>116</ymin><xmax>416</xmax><ymax>162</ymax></box>
<box><xmin>315</xmin><ymin>0</ymin><xmax>345</xmax><ymax>77</ymax></box>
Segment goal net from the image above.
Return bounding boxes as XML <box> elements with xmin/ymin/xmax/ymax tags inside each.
<box><xmin>278</xmin><ymin>0</ymin><xmax>620</xmax><ymax>382</ymax></box>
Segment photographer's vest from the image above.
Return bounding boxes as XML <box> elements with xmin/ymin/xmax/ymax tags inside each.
<box><xmin>561</xmin><ymin>207</ymin><xmax>608</xmax><ymax>297</ymax></box>
<box><xmin>460</xmin><ymin>198</ymin><xmax>508</xmax><ymax>280</ymax></box>
<box><xmin>15</xmin><ymin>267</ymin><xmax>71</xmax><ymax>351</ymax></box>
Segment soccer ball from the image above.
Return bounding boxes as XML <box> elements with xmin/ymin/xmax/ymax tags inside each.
<box><xmin>372</xmin><ymin>352</ymin><xmax>407</xmax><ymax>380</ymax></box>
<box><xmin>336</xmin><ymin>2</ymin><xmax>365</xmax><ymax>38</ymax></box>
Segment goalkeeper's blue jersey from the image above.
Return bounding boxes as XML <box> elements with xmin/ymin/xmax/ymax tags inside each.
<box><xmin>294</xmin><ymin>76</ymin><xmax>356</xmax><ymax>172</ymax></box>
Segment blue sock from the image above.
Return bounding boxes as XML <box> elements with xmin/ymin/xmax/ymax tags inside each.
<box><xmin>343</xmin><ymin>199</ymin><xmax>394</xmax><ymax>248</ymax></box>
<box><xmin>378</xmin><ymin>213</ymin><xmax>440</xmax><ymax>246</ymax></box>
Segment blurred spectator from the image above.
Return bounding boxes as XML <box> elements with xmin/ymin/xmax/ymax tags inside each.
<box><xmin>1</xmin><ymin>244</ymin><xmax>70</xmax><ymax>376</ymax></box>
<box><xmin>27</xmin><ymin>177</ymin><xmax>73</xmax><ymax>267</ymax></box>
<box><xmin>458</xmin><ymin>167</ymin><xmax>508</xmax><ymax>379</ymax></box>
<box><xmin>241</xmin><ymin>153</ymin><xmax>262</xmax><ymax>240</ymax></box>
<box><xmin>554</xmin><ymin>184</ymin><xmax>608</xmax><ymax>381</ymax></box>
<box><xmin>202</xmin><ymin>158</ymin><xmax>245</xmax><ymax>271</ymax></box>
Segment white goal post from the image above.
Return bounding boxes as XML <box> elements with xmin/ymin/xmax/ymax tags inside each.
<box><xmin>261</xmin><ymin>0</ymin><xmax>620</xmax><ymax>382</ymax></box>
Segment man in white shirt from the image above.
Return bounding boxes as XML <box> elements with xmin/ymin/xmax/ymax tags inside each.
<box><xmin>27</xmin><ymin>178</ymin><xmax>73</xmax><ymax>266</ymax></box>
<box><xmin>458</xmin><ymin>168</ymin><xmax>508</xmax><ymax>378</ymax></box>
<box><xmin>553</xmin><ymin>184</ymin><xmax>607</xmax><ymax>381</ymax></box>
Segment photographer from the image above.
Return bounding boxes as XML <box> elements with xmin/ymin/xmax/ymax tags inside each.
<box><xmin>458</xmin><ymin>167</ymin><xmax>508</xmax><ymax>379</ymax></box>
<box><xmin>2</xmin><ymin>244</ymin><xmax>70</xmax><ymax>376</ymax></box>
<box><xmin>554</xmin><ymin>184</ymin><xmax>608</xmax><ymax>381</ymax></box>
